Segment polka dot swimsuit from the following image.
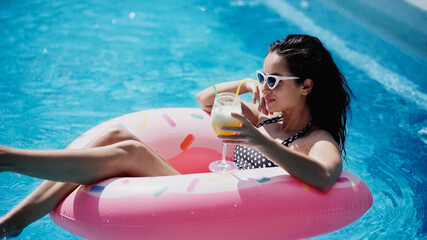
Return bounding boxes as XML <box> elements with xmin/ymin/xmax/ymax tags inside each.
<box><xmin>233</xmin><ymin>115</ymin><xmax>312</xmax><ymax>170</ymax></box>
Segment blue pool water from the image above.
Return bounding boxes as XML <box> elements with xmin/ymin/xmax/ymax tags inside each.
<box><xmin>1</xmin><ymin>0</ymin><xmax>426</xmax><ymax>239</ymax></box>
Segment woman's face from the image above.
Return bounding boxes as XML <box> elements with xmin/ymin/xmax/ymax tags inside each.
<box><xmin>261</xmin><ymin>52</ymin><xmax>306</xmax><ymax>113</ymax></box>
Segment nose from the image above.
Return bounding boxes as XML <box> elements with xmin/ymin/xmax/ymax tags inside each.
<box><xmin>260</xmin><ymin>81</ymin><xmax>272</xmax><ymax>94</ymax></box>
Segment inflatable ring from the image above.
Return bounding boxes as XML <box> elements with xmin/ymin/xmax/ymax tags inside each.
<box><xmin>50</xmin><ymin>108</ymin><xmax>373</xmax><ymax>239</ymax></box>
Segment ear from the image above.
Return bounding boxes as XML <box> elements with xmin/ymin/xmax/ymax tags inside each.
<box><xmin>301</xmin><ymin>79</ymin><xmax>313</xmax><ymax>95</ymax></box>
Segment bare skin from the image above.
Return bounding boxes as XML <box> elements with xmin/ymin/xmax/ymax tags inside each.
<box><xmin>197</xmin><ymin>52</ymin><xmax>342</xmax><ymax>191</ymax></box>
<box><xmin>0</xmin><ymin>126</ymin><xmax>180</xmax><ymax>237</ymax></box>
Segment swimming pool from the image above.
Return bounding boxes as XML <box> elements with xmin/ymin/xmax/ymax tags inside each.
<box><xmin>1</xmin><ymin>0</ymin><xmax>426</xmax><ymax>239</ymax></box>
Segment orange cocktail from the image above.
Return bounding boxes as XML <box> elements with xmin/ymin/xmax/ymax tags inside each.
<box><xmin>211</xmin><ymin>105</ymin><xmax>242</xmax><ymax>135</ymax></box>
<box><xmin>209</xmin><ymin>92</ymin><xmax>241</xmax><ymax>173</ymax></box>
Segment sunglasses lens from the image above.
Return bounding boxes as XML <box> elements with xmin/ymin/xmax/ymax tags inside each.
<box><xmin>266</xmin><ymin>77</ymin><xmax>276</xmax><ymax>88</ymax></box>
<box><xmin>257</xmin><ymin>72</ymin><xmax>265</xmax><ymax>84</ymax></box>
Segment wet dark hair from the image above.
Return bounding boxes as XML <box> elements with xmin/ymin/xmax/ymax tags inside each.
<box><xmin>269</xmin><ymin>34</ymin><xmax>353</xmax><ymax>160</ymax></box>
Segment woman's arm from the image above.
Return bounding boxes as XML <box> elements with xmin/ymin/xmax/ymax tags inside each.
<box><xmin>221</xmin><ymin>113</ymin><xmax>342</xmax><ymax>191</ymax></box>
<box><xmin>258</xmin><ymin>131</ymin><xmax>342</xmax><ymax>191</ymax></box>
<box><xmin>196</xmin><ymin>79</ymin><xmax>266</xmax><ymax>125</ymax></box>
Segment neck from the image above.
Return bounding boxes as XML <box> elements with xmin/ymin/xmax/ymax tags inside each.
<box><xmin>280</xmin><ymin>104</ymin><xmax>312</xmax><ymax>132</ymax></box>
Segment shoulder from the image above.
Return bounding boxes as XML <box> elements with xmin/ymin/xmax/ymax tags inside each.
<box><xmin>307</xmin><ymin>128</ymin><xmax>340</xmax><ymax>152</ymax></box>
<box><xmin>306</xmin><ymin>128</ymin><xmax>342</xmax><ymax>163</ymax></box>
<box><xmin>292</xmin><ymin>128</ymin><xmax>340</xmax><ymax>157</ymax></box>
<box><xmin>309</xmin><ymin>129</ymin><xmax>338</xmax><ymax>145</ymax></box>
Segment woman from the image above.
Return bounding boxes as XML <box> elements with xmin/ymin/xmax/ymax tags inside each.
<box><xmin>0</xmin><ymin>34</ymin><xmax>352</xmax><ymax>237</ymax></box>
<box><xmin>198</xmin><ymin>34</ymin><xmax>351</xmax><ymax>190</ymax></box>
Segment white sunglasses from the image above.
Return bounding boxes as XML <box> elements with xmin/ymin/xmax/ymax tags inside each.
<box><xmin>256</xmin><ymin>71</ymin><xmax>300</xmax><ymax>89</ymax></box>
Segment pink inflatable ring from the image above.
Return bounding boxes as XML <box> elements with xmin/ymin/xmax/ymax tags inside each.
<box><xmin>50</xmin><ymin>108</ymin><xmax>373</xmax><ymax>239</ymax></box>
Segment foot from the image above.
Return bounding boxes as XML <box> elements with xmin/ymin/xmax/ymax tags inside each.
<box><xmin>0</xmin><ymin>217</ymin><xmax>24</xmax><ymax>238</ymax></box>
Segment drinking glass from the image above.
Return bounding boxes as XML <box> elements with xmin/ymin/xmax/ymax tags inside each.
<box><xmin>209</xmin><ymin>92</ymin><xmax>242</xmax><ymax>173</ymax></box>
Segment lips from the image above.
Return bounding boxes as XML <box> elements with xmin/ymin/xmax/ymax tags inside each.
<box><xmin>265</xmin><ymin>97</ymin><xmax>276</xmax><ymax>104</ymax></box>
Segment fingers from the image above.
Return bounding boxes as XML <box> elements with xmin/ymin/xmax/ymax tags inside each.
<box><xmin>230</xmin><ymin>112</ymin><xmax>245</xmax><ymax>119</ymax></box>
<box><xmin>216</xmin><ymin>134</ymin><xmax>245</xmax><ymax>144</ymax></box>
<box><xmin>220</xmin><ymin>126</ymin><xmax>244</xmax><ymax>133</ymax></box>
<box><xmin>219</xmin><ymin>139</ymin><xmax>244</xmax><ymax>144</ymax></box>
<box><xmin>249</xmin><ymin>84</ymin><xmax>269</xmax><ymax>116</ymax></box>
<box><xmin>252</xmin><ymin>86</ymin><xmax>259</xmax><ymax>104</ymax></box>
<box><xmin>220</xmin><ymin>114</ymin><xmax>253</xmax><ymax>136</ymax></box>
<box><xmin>258</xmin><ymin>97</ymin><xmax>269</xmax><ymax>115</ymax></box>
<box><xmin>217</xmin><ymin>114</ymin><xmax>259</xmax><ymax>145</ymax></box>
<box><xmin>230</xmin><ymin>112</ymin><xmax>252</xmax><ymax>126</ymax></box>
<box><xmin>218</xmin><ymin>114</ymin><xmax>251</xmax><ymax>137</ymax></box>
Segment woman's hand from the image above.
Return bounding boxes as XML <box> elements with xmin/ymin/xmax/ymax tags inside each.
<box><xmin>244</xmin><ymin>79</ymin><xmax>260</xmax><ymax>105</ymax></box>
<box><xmin>244</xmin><ymin>79</ymin><xmax>271</xmax><ymax>116</ymax></box>
<box><xmin>218</xmin><ymin>113</ymin><xmax>267</xmax><ymax>147</ymax></box>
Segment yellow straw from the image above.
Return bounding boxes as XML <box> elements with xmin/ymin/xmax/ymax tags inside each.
<box><xmin>234</xmin><ymin>80</ymin><xmax>258</xmax><ymax>102</ymax></box>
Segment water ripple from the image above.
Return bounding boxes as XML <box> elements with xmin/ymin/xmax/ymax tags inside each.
<box><xmin>264</xmin><ymin>0</ymin><xmax>427</xmax><ymax>110</ymax></box>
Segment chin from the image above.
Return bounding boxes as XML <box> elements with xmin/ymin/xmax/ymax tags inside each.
<box><xmin>265</xmin><ymin>104</ymin><xmax>276</xmax><ymax>112</ymax></box>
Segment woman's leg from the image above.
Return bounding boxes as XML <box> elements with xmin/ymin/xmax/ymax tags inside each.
<box><xmin>0</xmin><ymin>131</ymin><xmax>179</xmax><ymax>183</ymax></box>
<box><xmin>0</xmin><ymin>126</ymin><xmax>179</xmax><ymax>237</ymax></box>
<box><xmin>0</xmin><ymin>181</ymin><xmax>79</xmax><ymax>238</ymax></box>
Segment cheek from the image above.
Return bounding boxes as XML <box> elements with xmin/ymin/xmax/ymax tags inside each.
<box><xmin>275</xmin><ymin>89</ymin><xmax>301</xmax><ymax>106</ymax></box>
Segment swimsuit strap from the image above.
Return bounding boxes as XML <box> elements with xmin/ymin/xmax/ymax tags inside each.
<box><xmin>282</xmin><ymin>122</ymin><xmax>312</xmax><ymax>147</ymax></box>
<box><xmin>255</xmin><ymin>115</ymin><xmax>312</xmax><ymax>147</ymax></box>
<box><xmin>256</xmin><ymin>115</ymin><xmax>284</xmax><ymax>128</ymax></box>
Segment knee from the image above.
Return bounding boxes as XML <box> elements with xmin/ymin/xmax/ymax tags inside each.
<box><xmin>114</xmin><ymin>140</ymin><xmax>149</xmax><ymax>161</ymax></box>
<box><xmin>111</xmin><ymin>140</ymin><xmax>175</xmax><ymax>177</ymax></box>
<box><xmin>103</xmin><ymin>126</ymin><xmax>135</xmax><ymax>142</ymax></box>
<box><xmin>105</xmin><ymin>126</ymin><xmax>128</xmax><ymax>138</ymax></box>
